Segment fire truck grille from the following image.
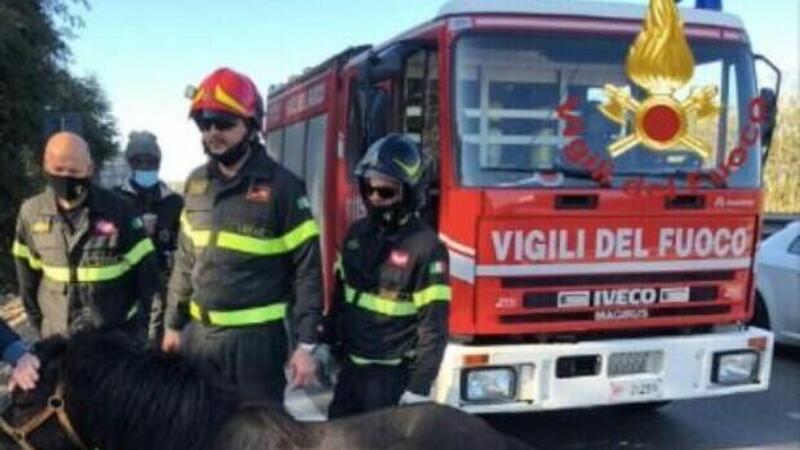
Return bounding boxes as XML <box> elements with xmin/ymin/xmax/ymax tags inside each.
<box><xmin>499</xmin><ymin>305</ymin><xmax>731</xmax><ymax>324</ymax></box>
<box><xmin>522</xmin><ymin>286</ymin><xmax>719</xmax><ymax>308</ymax></box>
<box><xmin>502</xmin><ymin>270</ymin><xmax>736</xmax><ymax>289</ymax></box>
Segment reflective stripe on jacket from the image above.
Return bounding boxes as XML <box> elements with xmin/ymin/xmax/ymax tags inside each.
<box><xmin>115</xmin><ymin>180</ymin><xmax>184</xmax><ymax>273</ymax></box>
<box><xmin>165</xmin><ymin>145</ymin><xmax>322</xmax><ymax>343</ymax></box>
<box><xmin>189</xmin><ymin>300</ymin><xmax>287</xmax><ymax>327</ymax></box>
<box><xmin>333</xmin><ymin>217</ymin><xmax>450</xmax><ymax>394</ymax></box>
<box><xmin>12</xmin><ymin>186</ymin><xmax>160</xmax><ymax>337</ymax></box>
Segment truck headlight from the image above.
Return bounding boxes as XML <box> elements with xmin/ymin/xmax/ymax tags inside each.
<box><xmin>461</xmin><ymin>367</ymin><xmax>516</xmax><ymax>402</ymax></box>
<box><xmin>712</xmin><ymin>350</ymin><xmax>759</xmax><ymax>385</ymax></box>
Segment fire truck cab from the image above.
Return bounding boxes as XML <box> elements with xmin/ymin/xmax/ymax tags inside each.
<box><xmin>265</xmin><ymin>0</ymin><xmax>780</xmax><ymax>413</ymax></box>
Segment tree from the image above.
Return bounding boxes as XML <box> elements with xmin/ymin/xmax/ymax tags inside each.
<box><xmin>51</xmin><ymin>70</ymin><xmax>119</xmax><ymax>163</ymax></box>
<box><xmin>764</xmin><ymin>94</ymin><xmax>800</xmax><ymax>213</ymax></box>
<box><xmin>0</xmin><ymin>0</ymin><xmax>118</xmax><ymax>290</ymax></box>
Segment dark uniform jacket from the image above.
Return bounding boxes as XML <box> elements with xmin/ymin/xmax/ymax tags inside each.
<box><xmin>116</xmin><ymin>180</ymin><xmax>183</xmax><ymax>273</ymax></box>
<box><xmin>165</xmin><ymin>145</ymin><xmax>322</xmax><ymax>343</ymax></box>
<box><xmin>333</xmin><ymin>217</ymin><xmax>451</xmax><ymax>395</ymax></box>
<box><xmin>116</xmin><ymin>180</ymin><xmax>184</xmax><ymax>341</ymax></box>
<box><xmin>12</xmin><ymin>185</ymin><xmax>160</xmax><ymax>337</ymax></box>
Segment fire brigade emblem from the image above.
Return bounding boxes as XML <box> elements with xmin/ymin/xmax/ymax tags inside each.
<box><xmin>389</xmin><ymin>250</ymin><xmax>410</xmax><ymax>268</ymax></box>
<box><xmin>246</xmin><ymin>183</ymin><xmax>272</xmax><ymax>203</ymax></box>
<box><xmin>94</xmin><ymin>219</ymin><xmax>118</xmax><ymax>236</ymax></box>
<box><xmin>599</xmin><ymin>0</ymin><xmax>719</xmax><ymax>158</ymax></box>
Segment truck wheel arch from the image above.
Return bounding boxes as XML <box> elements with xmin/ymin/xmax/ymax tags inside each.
<box><xmin>752</xmin><ymin>291</ymin><xmax>771</xmax><ymax>330</ymax></box>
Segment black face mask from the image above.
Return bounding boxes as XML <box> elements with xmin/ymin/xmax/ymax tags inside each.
<box><xmin>47</xmin><ymin>174</ymin><xmax>90</xmax><ymax>203</ymax></box>
<box><xmin>365</xmin><ymin>202</ymin><xmax>405</xmax><ymax>229</ymax></box>
<box><xmin>362</xmin><ymin>185</ymin><xmax>413</xmax><ymax>230</ymax></box>
<box><xmin>203</xmin><ymin>135</ymin><xmax>251</xmax><ymax>168</ymax></box>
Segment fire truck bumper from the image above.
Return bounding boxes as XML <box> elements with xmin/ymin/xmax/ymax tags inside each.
<box><xmin>432</xmin><ymin>326</ymin><xmax>773</xmax><ymax>414</ymax></box>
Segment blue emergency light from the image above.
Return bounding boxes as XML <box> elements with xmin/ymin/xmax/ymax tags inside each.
<box><xmin>695</xmin><ymin>0</ymin><xmax>722</xmax><ymax>11</ymax></box>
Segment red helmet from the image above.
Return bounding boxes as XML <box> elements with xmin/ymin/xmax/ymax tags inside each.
<box><xmin>188</xmin><ymin>67</ymin><xmax>264</xmax><ymax>127</ymax></box>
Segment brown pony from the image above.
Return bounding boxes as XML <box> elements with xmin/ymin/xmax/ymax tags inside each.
<box><xmin>0</xmin><ymin>331</ymin><xmax>534</xmax><ymax>450</ymax></box>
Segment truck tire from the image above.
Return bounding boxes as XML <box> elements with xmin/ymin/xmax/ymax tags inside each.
<box><xmin>751</xmin><ymin>293</ymin><xmax>771</xmax><ymax>330</ymax></box>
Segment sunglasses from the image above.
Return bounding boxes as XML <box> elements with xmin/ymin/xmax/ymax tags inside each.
<box><xmin>195</xmin><ymin>117</ymin><xmax>238</xmax><ymax>132</ymax></box>
<box><xmin>363</xmin><ymin>183</ymin><xmax>400</xmax><ymax>199</ymax></box>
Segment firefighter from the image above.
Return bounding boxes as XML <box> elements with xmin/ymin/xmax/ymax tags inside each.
<box><xmin>116</xmin><ymin>131</ymin><xmax>184</xmax><ymax>343</ymax></box>
<box><xmin>12</xmin><ymin>132</ymin><xmax>160</xmax><ymax>340</ymax></box>
<box><xmin>327</xmin><ymin>134</ymin><xmax>451</xmax><ymax>418</ymax></box>
<box><xmin>162</xmin><ymin>68</ymin><xmax>322</xmax><ymax>404</ymax></box>
<box><xmin>1</xmin><ymin>319</ymin><xmax>40</xmax><ymax>391</ymax></box>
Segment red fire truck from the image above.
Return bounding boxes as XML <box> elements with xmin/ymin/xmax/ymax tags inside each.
<box><xmin>265</xmin><ymin>0</ymin><xmax>782</xmax><ymax>413</ymax></box>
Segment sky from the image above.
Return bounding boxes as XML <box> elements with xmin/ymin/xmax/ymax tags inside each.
<box><xmin>65</xmin><ymin>0</ymin><xmax>800</xmax><ymax>182</ymax></box>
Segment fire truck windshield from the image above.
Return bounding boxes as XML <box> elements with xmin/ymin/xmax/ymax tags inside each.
<box><xmin>453</xmin><ymin>34</ymin><xmax>759</xmax><ymax>189</ymax></box>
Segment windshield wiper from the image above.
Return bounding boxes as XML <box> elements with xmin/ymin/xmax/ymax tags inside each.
<box><xmin>552</xmin><ymin>160</ymin><xmax>608</xmax><ymax>183</ymax></box>
<box><xmin>490</xmin><ymin>162</ymin><xmax>608</xmax><ymax>187</ymax></box>
<box><xmin>614</xmin><ymin>169</ymin><xmax>696</xmax><ymax>177</ymax></box>
<box><xmin>613</xmin><ymin>169</ymin><xmax>727</xmax><ymax>188</ymax></box>
<box><xmin>495</xmin><ymin>170</ymin><xmax>564</xmax><ymax>187</ymax></box>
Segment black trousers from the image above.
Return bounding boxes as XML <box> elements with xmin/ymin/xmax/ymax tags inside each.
<box><xmin>328</xmin><ymin>361</ymin><xmax>409</xmax><ymax>419</ymax></box>
<box><xmin>181</xmin><ymin>321</ymin><xmax>288</xmax><ymax>405</ymax></box>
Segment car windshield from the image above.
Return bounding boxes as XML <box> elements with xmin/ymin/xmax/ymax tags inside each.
<box><xmin>453</xmin><ymin>34</ymin><xmax>760</xmax><ymax>189</ymax></box>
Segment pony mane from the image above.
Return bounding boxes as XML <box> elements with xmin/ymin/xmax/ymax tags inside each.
<box><xmin>46</xmin><ymin>331</ymin><xmax>236</xmax><ymax>450</ymax></box>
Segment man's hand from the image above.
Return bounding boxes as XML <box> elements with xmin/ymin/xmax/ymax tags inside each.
<box><xmin>8</xmin><ymin>353</ymin><xmax>41</xmax><ymax>391</ymax></box>
<box><xmin>287</xmin><ymin>346</ymin><xmax>317</xmax><ymax>389</ymax></box>
<box><xmin>398</xmin><ymin>390</ymin><xmax>430</xmax><ymax>405</ymax></box>
<box><xmin>161</xmin><ymin>328</ymin><xmax>181</xmax><ymax>353</ymax></box>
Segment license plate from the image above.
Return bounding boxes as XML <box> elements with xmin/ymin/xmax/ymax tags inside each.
<box><xmin>609</xmin><ymin>378</ymin><xmax>662</xmax><ymax>402</ymax></box>
<box><xmin>608</xmin><ymin>351</ymin><xmax>662</xmax><ymax>376</ymax></box>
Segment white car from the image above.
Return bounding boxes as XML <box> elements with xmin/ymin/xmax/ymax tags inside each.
<box><xmin>754</xmin><ymin>221</ymin><xmax>800</xmax><ymax>346</ymax></box>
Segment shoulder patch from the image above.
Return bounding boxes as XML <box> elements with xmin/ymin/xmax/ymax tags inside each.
<box><xmin>187</xmin><ymin>179</ymin><xmax>209</xmax><ymax>195</ymax></box>
<box><xmin>131</xmin><ymin>217</ymin><xmax>144</xmax><ymax>230</ymax></box>
<box><xmin>31</xmin><ymin>220</ymin><xmax>51</xmax><ymax>234</ymax></box>
<box><xmin>297</xmin><ymin>197</ymin><xmax>311</xmax><ymax>210</ymax></box>
<box><xmin>346</xmin><ymin>238</ymin><xmax>359</xmax><ymax>250</ymax></box>
<box><xmin>429</xmin><ymin>261</ymin><xmax>446</xmax><ymax>275</ymax></box>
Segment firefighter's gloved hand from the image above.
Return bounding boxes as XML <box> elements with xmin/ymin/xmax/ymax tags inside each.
<box><xmin>399</xmin><ymin>390</ymin><xmax>430</xmax><ymax>405</ymax></box>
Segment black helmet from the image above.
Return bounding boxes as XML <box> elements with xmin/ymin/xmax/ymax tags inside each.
<box><xmin>355</xmin><ymin>134</ymin><xmax>426</xmax><ymax>228</ymax></box>
<box><xmin>354</xmin><ymin>133</ymin><xmax>424</xmax><ymax>188</ymax></box>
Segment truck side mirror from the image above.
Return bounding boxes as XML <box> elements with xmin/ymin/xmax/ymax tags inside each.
<box><xmin>358</xmin><ymin>42</ymin><xmax>421</xmax><ymax>84</ymax></box>
<box><xmin>354</xmin><ymin>43</ymin><xmax>420</xmax><ymax>151</ymax></box>
<box><xmin>759</xmin><ymin>88</ymin><xmax>778</xmax><ymax>162</ymax></box>
<box><xmin>753</xmin><ymin>54</ymin><xmax>782</xmax><ymax>164</ymax></box>
<box><xmin>366</xmin><ymin>86</ymin><xmax>391</xmax><ymax>146</ymax></box>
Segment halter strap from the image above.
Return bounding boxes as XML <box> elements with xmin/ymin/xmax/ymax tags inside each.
<box><xmin>0</xmin><ymin>382</ymin><xmax>88</xmax><ymax>450</ymax></box>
